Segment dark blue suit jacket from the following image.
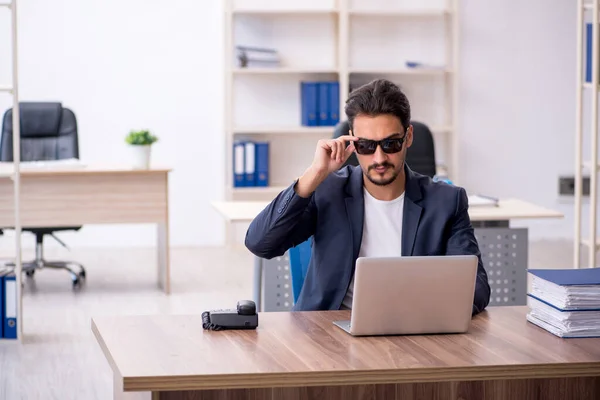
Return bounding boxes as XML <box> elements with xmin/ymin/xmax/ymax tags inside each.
<box><xmin>245</xmin><ymin>164</ymin><xmax>491</xmax><ymax>315</ymax></box>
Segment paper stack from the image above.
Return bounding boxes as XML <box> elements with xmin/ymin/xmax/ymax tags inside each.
<box><xmin>468</xmin><ymin>194</ymin><xmax>499</xmax><ymax>207</ymax></box>
<box><xmin>526</xmin><ymin>268</ymin><xmax>600</xmax><ymax>338</ymax></box>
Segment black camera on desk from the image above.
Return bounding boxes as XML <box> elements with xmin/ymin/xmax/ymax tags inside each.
<box><xmin>202</xmin><ymin>300</ymin><xmax>258</xmax><ymax>331</ymax></box>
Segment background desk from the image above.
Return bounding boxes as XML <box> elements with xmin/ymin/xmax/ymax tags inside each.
<box><xmin>93</xmin><ymin>306</ymin><xmax>600</xmax><ymax>400</ymax></box>
<box><xmin>212</xmin><ymin>198</ymin><xmax>563</xmax><ymax>311</ymax></box>
<box><xmin>0</xmin><ymin>164</ymin><xmax>172</xmax><ymax>293</ymax></box>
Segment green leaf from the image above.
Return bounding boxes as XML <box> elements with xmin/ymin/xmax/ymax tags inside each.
<box><xmin>125</xmin><ymin>129</ymin><xmax>158</xmax><ymax>145</ymax></box>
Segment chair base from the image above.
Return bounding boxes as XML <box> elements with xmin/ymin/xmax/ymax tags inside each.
<box><xmin>24</xmin><ymin>260</ymin><xmax>86</xmax><ymax>288</ymax></box>
<box><xmin>3</xmin><ymin>232</ymin><xmax>86</xmax><ymax>289</ymax></box>
<box><xmin>3</xmin><ymin>259</ymin><xmax>86</xmax><ymax>289</ymax></box>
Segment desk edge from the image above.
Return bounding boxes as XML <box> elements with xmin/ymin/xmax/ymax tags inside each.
<box><xmin>91</xmin><ymin>319</ymin><xmax>125</xmax><ymax>383</ymax></box>
<box><xmin>120</xmin><ymin>362</ymin><xmax>600</xmax><ymax>392</ymax></box>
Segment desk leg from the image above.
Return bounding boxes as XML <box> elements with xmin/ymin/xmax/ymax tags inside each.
<box><xmin>253</xmin><ymin>256</ymin><xmax>263</xmax><ymax>312</ymax></box>
<box><xmin>157</xmin><ymin>221</ymin><xmax>170</xmax><ymax>294</ymax></box>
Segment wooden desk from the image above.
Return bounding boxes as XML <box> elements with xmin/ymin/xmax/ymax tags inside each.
<box><xmin>211</xmin><ymin>198</ymin><xmax>564</xmax><ymax>223</ymax></box>
<box><xmin>93</xmin><ymin>306</ymin><xmax>600</xmax><ymax>400</ymax></box>
<box><xmin>0</xmin><ymin>164</ymin><xmax>172</xmax><ymax>293</ymax></box>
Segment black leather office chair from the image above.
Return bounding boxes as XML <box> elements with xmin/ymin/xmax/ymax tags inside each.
<box><xmin>0</xmin><ymin>102</ymin><xmax>86</xmax><ymax>288</ymax></box>
<box><xmin>333</xmin><ymin>119</ymin><xmax>437</xmax><ymax>178</ymax></box>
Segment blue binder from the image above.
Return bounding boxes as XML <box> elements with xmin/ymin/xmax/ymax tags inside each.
<box><xmin>233</xmin><ymin>141</ymin><xmax>245</xmax><ymax>187</ymax></box>
<box><xmin>2</xmin><ymin>271</ymin><xmax>16</xmax><ymax>339</ymax></box>
<box><xmin>529</xmin><ymin>268</ymin><xmax>600</xmax><ymax>286</ymax></box>
<box><xmin>255</xmin><ymin>142</ymin><xmax>269</xmax><ymax>187</ymax></box>
<box><xmin>244</xmin><ymin>142</ymin><xmax>256</xmax><ymax>187</ymax></box>
<box><xmin>328</xmin><ymin>81</ymin><xmax>340</xmax><ymax>126</ymax></box>
<box><xmin>0</xmin><ymin>271</ymin><xmax>3</xmax><ymax>338</ymax></box>
<box><xmin>317</xmin><ymin>82</ymin><xmax>329</xmax><ymax>126</ymax></box>
<box><xmin>301</xmin><ymin>82</ymin><xmax>318</xmax><ymax>126</ymax></box>
<box><xmin>587</xmin><ymin>23</ymin><xmax>592</xmax><ymax>83</ymax></box>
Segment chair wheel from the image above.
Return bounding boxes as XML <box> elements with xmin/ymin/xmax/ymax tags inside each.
<box><xmin>72</xmin><ymin>274</ymin><xmax>80</xmax><ymax>289</ymax></box>
<box><xmin>25</xmin><ymin>270</ymin><xmax>35</xmax><ymax>277</ymax></box>
<box><xmin>79</xmin><ymin>270</ymin><xmax>86</xmax><ymax>279</ymax></box>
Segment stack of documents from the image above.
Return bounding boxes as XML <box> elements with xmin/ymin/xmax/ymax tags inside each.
<box><xmin>468</xmin><ymin>194</ymin><xmax>499</xmax><ymax>207</ymax></box>
<box><xmin>526</xmin><ymin>268</ymin><xmax>600</xmax><ymax>338</ymax></box>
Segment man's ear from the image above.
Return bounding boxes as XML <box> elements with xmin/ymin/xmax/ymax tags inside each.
<box><xmin>405</xmin><ymin>125</ymin><xmax>414</xmax><ymax>148</ymax></box>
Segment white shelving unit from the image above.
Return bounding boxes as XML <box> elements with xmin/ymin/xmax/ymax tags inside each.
<box><xmin>223</xmin><ymin>0</ymin><xmax>459</xmax><ymax>239</ymax></box>
<box><xmin>575</xmin><ymin>0</ymin><xmax>600</xmax><ymax>269</ymax></box>
<box><xmin>1</xmin><ymin>0</ymin><xmax>22</xmax><ymax>342</ymax></box>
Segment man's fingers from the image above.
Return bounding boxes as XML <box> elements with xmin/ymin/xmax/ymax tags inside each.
<box><xmin>337</xmin><ymin>135</ymin><xmax>359</xmax><ymax>142</ymax></box>
<box><xmin>338</xmin><ymin>141</ymin><xmax>344</xmax><ymax>163</ymax></box>
<box><xmin>344</xmin><ymin>142</ymin><xmax>355</xmax><ymax>159</ymax></box>
<box><xmin>330</xmin><ymin>140</ymin><xmax>337</xmax><ymax>160</ymax></box>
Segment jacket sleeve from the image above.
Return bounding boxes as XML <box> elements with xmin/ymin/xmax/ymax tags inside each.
<box><xmin>445</xmin><ymin>187</ymin><xmax>491</xmax><ymax>316</ymax></box>
<box><xmin>244</xmin><ymin>180</ymin><xmax>317</xmax><ymax>259</ymax></box>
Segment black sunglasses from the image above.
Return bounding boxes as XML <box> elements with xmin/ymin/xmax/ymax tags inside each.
<box><xmin>354</xmin><ymin>135</ymin><xmax>405</xmax><ymax>155</ymax></box>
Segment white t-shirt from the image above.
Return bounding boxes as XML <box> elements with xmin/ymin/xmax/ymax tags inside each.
<box><xmin>341</xmin><ymin>188</ymin><xmax>404</xmax><ymax>309</ymax></box>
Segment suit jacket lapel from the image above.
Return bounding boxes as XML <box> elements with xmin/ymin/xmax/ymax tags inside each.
<box><xmin>345</xmin><ymin>168</ymin><xmax>364</xmax><ymax>262</ymax></box>
<box><xmin>402</xmin><ymin>165</ymin><xmax>423</xmax><ymax>256</ymax></box>
<box><xmin>344</xmin><ymin>164</ymin><xmax>423</xmax><ymax>257</ymax></box>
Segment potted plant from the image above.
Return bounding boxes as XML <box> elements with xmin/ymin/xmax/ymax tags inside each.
<box><xmin>125</xmin><ymin>129</ymin><xmax>158</xmax><ymax>169</ymax></box>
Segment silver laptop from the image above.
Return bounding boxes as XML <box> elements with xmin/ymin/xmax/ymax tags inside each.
<box><xmin>333</xmin><ymin>255</ymin><xmax>478</xmax><ymax>336</ymax></box>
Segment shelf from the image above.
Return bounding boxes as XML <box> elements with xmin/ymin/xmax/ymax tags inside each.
<box><xmin>233</xmin><ymin>67</ymin><xmax>339</xmax><ymax>75</ymax></box>
<box><xmin>430</xmin><ymin>125</ymin><xmax>452</xmax><ymax>133</ymax></box>
<box><xmin>582</xmin><ymin>161</ymin><xmax>600</xmax><ymax>170</ymax></box>
<box><xmin>348</xmin><ymin>9</ymin><xmax>450</xmax><ymax>17</ymax></box>
<box><xmin>582</xmin><ymin>239</ymin><xmax>600</xmax><ymax>249</ymax></box>
<box><xmin>233</xmin><ymin>126</ymin><xmax>335</xmax><ymax>135</ymax></box>
<box><xmin>0</xmin><ymin>85</ymin><xmax>12</xmax><ymax>92</ymax></box>
<box><xmin>232</xmin><ymin>125</ymin><xmax>449</xmax><ymax>136</ymax></box>
<box><xmin>583</xmin><ymin>82</ymin><xmax>597</xmax><ymax>89</ymax></box>
<box><xmin>349</xmin><ymin>68</ymin><xmax>450</xmax><ymax>76</ymax></box>
<box><xmin>230</xmin><ymin>185</ymin><xmax>288</xmax><ymax>194</ymax></box>
<box><xmin>0</xmin><ymin>3</ymin><xmax>11</xmax><ymax>8</ymax></box>
<box><xmin>232</xmin><ymin>9</ymin><xmax>338</xmax><ymax>15</ymax></box>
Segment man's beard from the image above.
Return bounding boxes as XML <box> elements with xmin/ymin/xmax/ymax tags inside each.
<box><xmin>365</xmin><ymin>161</ymin><xmax>402</xmax><ymax>186</ymax></box>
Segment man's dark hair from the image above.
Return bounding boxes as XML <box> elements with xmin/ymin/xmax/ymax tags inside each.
<box><xmin>344</xmin><ymin>79</ymin><xmax>411</xmax><ymax>132</ymax></box>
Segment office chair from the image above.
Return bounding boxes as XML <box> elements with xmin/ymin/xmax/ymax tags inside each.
<box><xmin>288</xmin><ymin>238</ymin><xmax>312</xmax><ymax>303</ymax></box>
<box><xmin>0</xmin><ymin>102</ymin><xmax>86</xmax><ymax>288</ymax></box>
<box><xmin>332</xmin><ymin>120</ymin><xmax>437</xmax><ymax>178</ymax></box>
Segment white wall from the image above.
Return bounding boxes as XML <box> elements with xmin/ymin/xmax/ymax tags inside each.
<box><xmin>458</xmin><ymin>0</ymin><xmax>579</xmax><ymax>241</ymax></box>
<box><xmin>0</xmin><ymin>0</ymin><xmax>225</xmax><ymax>250</ymax></box>
<box><xmin>0</xmin><ymin>0</ymin><xmax>588</xmax><ymax>251</ymax></box>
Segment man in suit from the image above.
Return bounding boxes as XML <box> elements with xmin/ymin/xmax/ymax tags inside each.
<box><xmin>245</xmin><ymin>78</ymin><xmax>491</xmax><ymax>315</ymax></box>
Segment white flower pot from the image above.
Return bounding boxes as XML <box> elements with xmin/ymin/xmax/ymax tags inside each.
<box><xmin>128</xmin><ymin>145</ymin><xmax>152</xmax><ymax>169</ymax></box>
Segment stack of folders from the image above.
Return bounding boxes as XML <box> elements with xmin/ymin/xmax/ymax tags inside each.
<box><xmin>468</xmin><ymin>194</ymin><xmax>499</xmax><ymax>207</ymax></box>
<box><xmin>233</xmin><ymin>141</ymin><xmax>269</xmax><ymax>188</ymax></box>
<box><xmin>0</xmin><ymin>266</ymin><xmax>17</xmax><ymax>339</ymax></box>
<box><xmin>301</xmin><ymin>81</ymin><xmax>340</xmax><ymax>127</ymax></box>
<box><xmin>235</xmin><ymin>46</ymin><xmax>280</xmax><ymax>68</ymax></box>
<box><xmin>526</xmin><ymin>268</ymin><xmax>600</xmax><ymax>338</ymax></box>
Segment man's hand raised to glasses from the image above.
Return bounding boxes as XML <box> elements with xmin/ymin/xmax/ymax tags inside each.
<box><xmin>294</xmin><ymin>135</ymin><xmax>359</xmax><ymax>198</ymax></box>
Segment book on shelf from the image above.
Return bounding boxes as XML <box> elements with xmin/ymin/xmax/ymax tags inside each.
<box><xmin>233</xmin><ymin>140</ymin><xmax>269</xmax><ymax>188</ymax></box>
<box><xmin>301</xmin><ymin>81</ymin><xmax>340</xmax><ymax>127</ymax></box>
<box><xmin>236</xmin><ymin>45</ymin><xmax>280</xmax><ymax>68</ymax></box>
<box><xmin>586</xmin><ymin>23</ymin><xmax>593</xmax><ymax>84</ymax></box>
<box><xmin>526</xmin><ymin>268</ymin><xmax>600</xmax><ymax>338</ymax></box>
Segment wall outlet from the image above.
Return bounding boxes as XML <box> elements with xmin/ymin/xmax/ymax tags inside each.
<box><xmin>559</xmin><ymin>176</ymin><xmax>590</xmax><ymax>196</ymax></box>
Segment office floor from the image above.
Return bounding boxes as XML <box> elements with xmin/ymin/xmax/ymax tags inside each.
<box><xmin>0</xmin><ymin>240</ymin><xmax>580</xmax><ymax>400</ymax></box>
